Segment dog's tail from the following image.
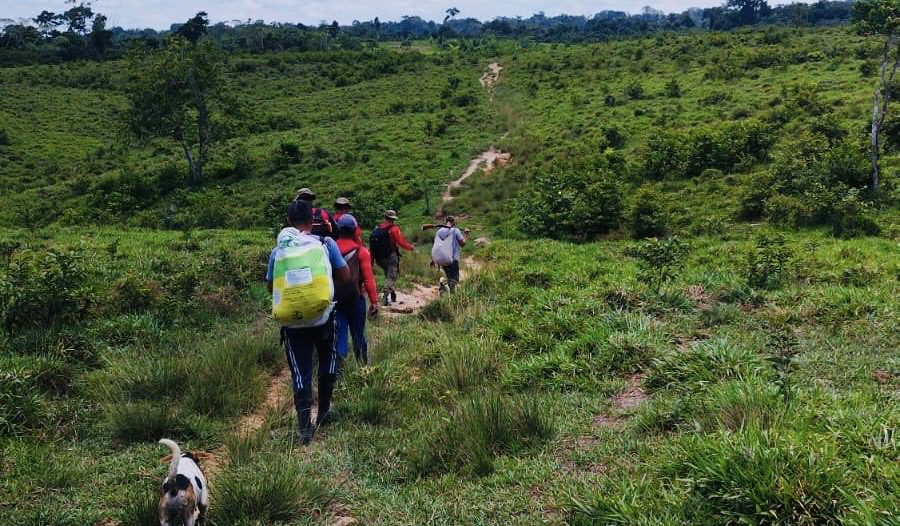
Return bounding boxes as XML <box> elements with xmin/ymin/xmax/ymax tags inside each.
<box><xmin>159</xmin><ymin>438</ymin><xmax>181</xmax><ymax>482</ymax></box>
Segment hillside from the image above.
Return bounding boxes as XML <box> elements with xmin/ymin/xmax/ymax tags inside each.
<box><xmin>1</xmin><ymin>23</ymin><xmax>898</xmax><ymax>526</ymax></box>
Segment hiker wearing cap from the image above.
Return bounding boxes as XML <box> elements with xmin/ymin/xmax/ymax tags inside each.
<box><xmin>369</xmin><ymin>210</ymin><xmax>415</xmax><ymax>306</ymax></box>
<box><xmin>430</xmin><ymin>216</ymin><xmax>469</xmax><ymax>293</ymax></box>
<box><xmin>334</xmin><ymin>214</ymin><xmax>378</xmax><ymax>365</ymax></box>
<box><xmin>333</xmin><ymin>197</ymin><xmax>363</xmax><ymax>245</ymax></box>
<box><xmin>266</xmin><ymin>199</ymin><xmax>350</xmax><ymax>444</ymax></box>
<box><xmin>295</xmin><ymin>187</ymin><xmax>334</xmax><ymax>238</ymax></box>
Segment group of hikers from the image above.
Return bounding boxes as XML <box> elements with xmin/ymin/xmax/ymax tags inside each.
<box><xmin>265</xmin><ymin>188</ymin><xmax>469</xmax><ymax>443</ymax></box>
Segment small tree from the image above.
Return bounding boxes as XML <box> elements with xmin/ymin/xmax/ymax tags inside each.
<box><xmin>124</xmin><ymin>37</ymin><xmax>222</xmax><ymax>183</ymax></box>
<box><xmin>854</xmin><ymin>0</ymin><xmax>900</xmax><ymax>193</ymax></box>
<box><xmin>630</xmin><ymin>237</ymin><xmax>689</xmax><ymax>294</ymax></box>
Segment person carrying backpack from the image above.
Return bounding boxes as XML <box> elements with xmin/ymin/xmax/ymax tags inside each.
<box><xmin>369</xmin><ymin>209</ymin><xmax>415</xmax><ymax>306</ymax></box>
<box><xmin>334</xmin><ymin>214</ymin><xmax>378</xmax><ymax>365</ymax></box>
<box><xmin>295</xmin><ymin>187</ymin><xmax>334</xmax><ymax>238</ymax></box>
<box><xmin>429</xmin><ymin>216</ymin><xmax>469</xmax><ymax>293</ymax></box>
<box><xmin>333</xmin><ymin>197</ymin><xmax>363</xmax><ymax>245</ymax></box>
<box><xmin>266</xmin><ymin>200</ymin><xmax>350</xmax><ymax>444</ymax></box>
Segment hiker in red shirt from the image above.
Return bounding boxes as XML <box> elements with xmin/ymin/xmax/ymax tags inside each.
<box><xmin>334</xmin><ymin>214</ymin><xmax>378</xmax><ymax>365</ymax></box>
<box><xmin>295</xmin><ymin>187</ymin><xmax>333</xmax><ymax>237</ymax></box>
<box><xmin>332</xmin><ymin>197</ymin><xmax>363</xmax><ymax>245</ymax></box>
<box><xmin>369</xmin><ymin>209</ymin><xmax>415</xmax><ymax>306</ymax></box>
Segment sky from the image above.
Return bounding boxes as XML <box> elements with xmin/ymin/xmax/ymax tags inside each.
<box><xmin>0</xmin><ymin>0</ymin><xmax>732</xmax><ymax>30</ymax></box>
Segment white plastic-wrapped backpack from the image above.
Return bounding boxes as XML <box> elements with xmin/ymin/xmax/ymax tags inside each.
<box><xmin>431</xmin><ymin>227</ymin><xmax>456</xmax><ymax>267</ymax></box>
<box><xmin>270</xmin><ymin>227</ymin><xmax>335</xmax><ymax>327</ymax></box>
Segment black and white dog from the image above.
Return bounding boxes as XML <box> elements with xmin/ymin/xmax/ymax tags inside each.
<box><xmin>158</xmin><ymin>439</ymin><xmax>209</xmax><ymax>526</ymax></box>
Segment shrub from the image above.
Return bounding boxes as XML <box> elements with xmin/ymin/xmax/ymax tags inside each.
<box><xmin>515</xmin><ymin>169</ymin><xmax>624</xmax><ymax>241</ymax></box>
<box><xmin>410</xmin><ymin>392</ymin><xmax>554</xmax><ymax>476</ymax></box>
<box><xmin>746</xmin><ymin>232</ymin><xmax>793</xmax><ymax>289</ymax></box>
<box><xmin>628</xmin><ymin>237</ymin><xmax>689</xmax><ymax>294</ymax></box>
<box><xmin>0</xmin><ymin>247</ymin><xmax>90</xmax><ymax>331</ymax></box>
<box><xmin>627</xmin><ymin>185</ymin><xmax>669</xmax><ymax>239</ymax></box>
<box><xmin>625</xmin><ymin>81</ymin><xmax>644</xmax><ymax>99</ymax></box>
<box><xmin>664</xmin><ymin>78</ymin><xmax>681</xmax><ymax>98</ymax></box>
<box><xmin>108</xmin><ymin>274</ymin><xmax>163</xmax><ymax>313</ymax></box>
<box><xmin>211</xmin><ymin>457</ymin><xmax>327</xmax><ymax>524</ymax></box>
<box><xmin>0</xmin><ymin>128</ymin><xmax>9</xmax><ymax>145</ymax></box>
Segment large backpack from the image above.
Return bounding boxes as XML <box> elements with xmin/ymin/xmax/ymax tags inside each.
<box><xmin>431</xmin><ymin>227</ymin><xmax>456</xmax><ymax>267</ymax></box>
<box><xmin>270</xmin><ymin>228</ymin><xmax>335</xmax><ymax>328</ymax></box>
<box><xmin>334</xmin><ymin>247</ymin><xmax>361</xmax><ymax>313</ymax></box>
<box><xmin>310</xmin><ymin>208</ymin><xmax>334</xmax><ymax>238</ymax></box>
<box><xmin>369</xmin><ymin>226</ymin><xmax>393</xmax><ymax>261</ymax></box>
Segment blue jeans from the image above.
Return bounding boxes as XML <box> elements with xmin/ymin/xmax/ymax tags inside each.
<box><xmin>335</xmin><ymin>295</ymin><xmax>369</xmax><ymax>365</ymax></box>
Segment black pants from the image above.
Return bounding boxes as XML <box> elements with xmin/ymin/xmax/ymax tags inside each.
<box><xmin>281</xmin><ymin>317</ymin><xmax>340</xmax><ymax>430</ymax></box>
<box><xmin>442</xmin><ymin>260</ymin><xmax>460</xmax><ymax>291</ymax></box>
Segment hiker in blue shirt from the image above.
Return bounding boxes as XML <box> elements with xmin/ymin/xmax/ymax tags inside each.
<box><xmin>265</xmin><ymin>200</ymin><xmax>349</xmax><ymax>444</ymax></box>
<box><xmin>430</xmin><ymin>216</ymin><xmax>469</xmax><ymax>293</ymax></box>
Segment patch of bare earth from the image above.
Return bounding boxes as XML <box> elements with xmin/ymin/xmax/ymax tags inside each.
<box><xmin>613</xmin><ymin>374</ymin><xmax>650</xmax><ymax>411</ymax></box>
<box><xmin>479</xmin><ymin>62</ymin><xmax>503</xmax><ymax>91</ymax></box>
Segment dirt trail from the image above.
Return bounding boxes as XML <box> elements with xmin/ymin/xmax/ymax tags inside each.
<box><xmin>480</xmin><ymin>62</ymin><xmax>503</xmax><ymax>92</ymax></box>
<box><xmin>439</xmin><ymin>146</ymin><xmax>511</xmax><ymax>211</ymax></box>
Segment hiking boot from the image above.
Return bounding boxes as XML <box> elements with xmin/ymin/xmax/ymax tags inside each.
<box><xmin>316</xmin><ymin>376</ymin><xmax>337</xmax><ymax>428</ymax></box>
<box><xmin>390</xmin><ymin>290</ymin><xmax>397</xmax><ymax>303</ymax></box>
<box><xmin>382</xmin><ymin>292</ymin><xmax>390</xmax><ymax>306</ymax></box>
<box><xmin>294</xmin><ymin>388</ymin><xmax>314</xmax><ymax>445</ymax></box>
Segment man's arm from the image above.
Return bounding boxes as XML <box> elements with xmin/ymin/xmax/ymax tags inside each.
<box><xmin>457</xmin><ymin>228</ymin><xmax>469</xmax><ymax>247</ymax></box>
<box><xmin>359</xmin><ymin>248</ymin><xmax>379</xmax><ymax>306</ymax></box>
<box><xmin>391</xmin><ymin>225</ymin><xmax>415</xmax><ymax>252</ymax></box>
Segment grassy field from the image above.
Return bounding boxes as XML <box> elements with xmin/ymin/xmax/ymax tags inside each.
<box><xmin>1</xmin><ymin>22</ymin><xmax>898</xmax><ymax>526</ymax></box>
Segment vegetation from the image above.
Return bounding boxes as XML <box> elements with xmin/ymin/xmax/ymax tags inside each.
<box><xmin>0</xmin><ymin>5</ymin><xmax>897</xmax><ymax>525</ymax></box>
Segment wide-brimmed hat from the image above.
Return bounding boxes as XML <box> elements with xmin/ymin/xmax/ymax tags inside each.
<box><xmin>295</xmin><ymin>187</ymin><xmax>315</xmax><ymax>200</ymax></box>
<box><xmin>384</xmin><ymin>209</ymin><xmax>399</xmax><ymax>220</ymax></box>
<box><xmin>335</xmin><ymin>197</ymin><xmax>352</xmax><ymax>207</ymax></box>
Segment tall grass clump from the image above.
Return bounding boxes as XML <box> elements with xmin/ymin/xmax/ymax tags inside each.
<box><xmin>107</xmin><ymin>401</ymin><xmax>196</xmax><ymax>443</ymax></box>
<box><xmin>434</xmin><ymin>341</ymin><xmax>501</xmax><ymax>393</ymax></box>
<box><xmin>210</xmin><ymin>457</ymin><xmax>327</xmax><ymax>525</ymax></box>
<box><xmin>187</xmin><ymin>330</ymin><xmax>276</xmax><ymax>417</ymax></box>
<box><xmin>668</xmin><ymin>426</ymin><xmax>854</xmax><ymax>524</ymax></box>
<box><xmin>646</xmin><ymin>339</ymin><xmax>771</xmax><ymax>394</ymax></box>
<box><xmin>409</xmin><ymin>391</ymin><xmax>554</xmax><ymax>476</ymax></box>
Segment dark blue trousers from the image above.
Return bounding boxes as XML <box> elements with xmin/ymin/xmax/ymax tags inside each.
<box><xmin>335</xmin><ymin>295</ymin><xmax>369</xmax><ymax>365</ymax></box>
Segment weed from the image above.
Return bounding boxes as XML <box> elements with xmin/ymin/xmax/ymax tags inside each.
<box><xmin>629</xmin><ymin>237</ymin><xmax>690</xmax><ymax>294</ymax></box>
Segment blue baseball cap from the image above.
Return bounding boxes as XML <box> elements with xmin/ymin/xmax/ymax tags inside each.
<box><xmin>336</xmin><ymin>214</ymin><xmax>358</xmax><ymax>230</ymax></box>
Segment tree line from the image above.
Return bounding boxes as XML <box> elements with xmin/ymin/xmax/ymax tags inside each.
<box><xmin>1</xmin><ymin>1</ymin><xmax>857</xmax><ymax>65</ymax></box>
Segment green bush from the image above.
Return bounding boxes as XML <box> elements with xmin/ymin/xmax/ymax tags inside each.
<box><xmin>628</xmin><ymin>237</ymin><xmax>689</xmax><ymax>294</ymax></box>
<box><xmin>746</xmin><ymin>232</ymin><xmax>793</xmax><ymax>289</ymax></box>
<box><xmin>515</xmin><ymin>169</ymin><xmax>624</xmax><ymax>241</ymax></box>
<box><xmin>627</xmin><ymin>185</ymin><xmax>670</xmax><ymax>239</ymax></box>
<box><xmin>0</xmin><ymin>128</ymin><xmax>9</xmax><ymax>145</ymax></box>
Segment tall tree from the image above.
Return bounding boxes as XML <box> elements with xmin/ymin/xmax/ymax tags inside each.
<box><xmin>124</xmin><ymin>37</ymin><xmax>222</xmax><ymax>183</ymax></box>
<box><xmin>854</xmin><ymin>0</ymin><xmax>900</xmax><ymax>192</ymax></box>
<box><xmin>176</xmin><ymin>12</ymin><xmax>209</xmax><ymax>43</ymax></box>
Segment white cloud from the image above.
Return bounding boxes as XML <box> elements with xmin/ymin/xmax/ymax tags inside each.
<box><xmin>2</xmin><ymin>0</ymin><xmax>730</xmax><ymax>29</ymax></box>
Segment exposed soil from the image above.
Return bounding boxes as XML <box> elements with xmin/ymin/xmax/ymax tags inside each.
<box><xmin>479</xmin><ymin>62</ymin><xmax>503</xmax><ymax>93</ymax></box>
<box><xmin>613</xmin><ymin>374</ymin><xmax>650</xmax><ymax>411</ymax></box>
<box><xmin>438</xmin><ymin>146</ymin><xmax>510</xmax><ymax>216</ymax></box>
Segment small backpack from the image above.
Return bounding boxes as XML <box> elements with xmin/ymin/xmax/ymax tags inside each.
<box><xmin>334</xmin><ymin>247</ymin><xmax>361</xmax><ymax>313</ymax></box>
<box><xmin>310</xmin><ymin>208</ymin><xmax>334</xmax><ymax>238</ymax></box>
<box><xmin>270</xmin><ymin>228</ymin><xmax>335</xmax><ymax>328</ymax></box>
<box><xmin>431</xmin><ymin>227</ymin><xmax>456</xmax><ymax>267</ymax></box>
<box><xmin>369</xmin><ymin>226</ymin><xmax>393</xmax><ymax>261</ymax></box>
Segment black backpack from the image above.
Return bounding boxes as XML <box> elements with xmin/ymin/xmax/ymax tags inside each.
<box><xmin>369</xmin><ymin>226</ymin><xmax>393</xmax><ymax>261</ymax></box>
<box><xmin>310</xmin><ymin>208</ymin><xmax>334</xmax><ymax>238</ymax></box>
<box><xmin>334</xmin><ymin>248</ymin><xmax>361</xmax><ymax>313</ymax></box>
